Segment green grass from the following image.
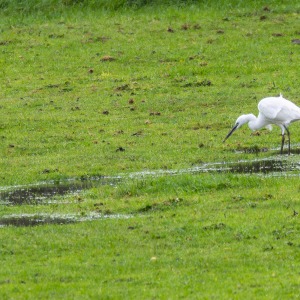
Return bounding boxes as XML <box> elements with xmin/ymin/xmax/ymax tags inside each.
<box><xmin>1</xmin><ymin>174</ymin><xmax>300</xmax><ymax>298</ymax></box>
<box><xmin>0</xmin><ymin>1</ymin><xmax>299</xmax><ymax>184</ymax></box>
<box><xmin>1</xmin><ymin>1</ymin><xmax>300</xmax><ymax>299</ymax></box>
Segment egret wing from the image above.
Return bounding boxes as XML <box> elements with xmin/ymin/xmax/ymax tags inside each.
<box><xmin>258</xmin><ymin>97</ymin><xmax>300</xmax><ymax>124</ymax></box>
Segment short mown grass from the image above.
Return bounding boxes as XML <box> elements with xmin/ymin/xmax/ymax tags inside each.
<box><xmin>1</xmin><ymin>173</ymin><xmax>300</xmax><ymax>298</ymax></box>
<box><xmin>0</xmin><ymin>1</ymin><xmax>300</xmax><ymax>298</ymax></box>
<box><xmin>0</xmin><ymin>0</ymin><xmax>299</xmax><ymax>184</ymax></box>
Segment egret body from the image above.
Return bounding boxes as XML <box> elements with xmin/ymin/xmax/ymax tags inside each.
<box><xmin>223</xmin><ymin>94</ymin><xmax>300</xmax><ymax>155</ymax></box>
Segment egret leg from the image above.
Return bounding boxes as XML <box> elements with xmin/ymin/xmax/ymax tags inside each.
<box><xmin>281</xmin><ymin>133</ymin><xmax>285</xmax><ymax>154</ymax></box>
<box><xmin>284</xmin><ymin>125</ymin><xmax>290</xmax><ymax>155</ymax></box>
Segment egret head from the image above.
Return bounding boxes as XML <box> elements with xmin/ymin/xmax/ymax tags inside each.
<box><xmin>223</xmin><ymin>114</ymin><xmax>252</xmax><ymax>142</ymax></box>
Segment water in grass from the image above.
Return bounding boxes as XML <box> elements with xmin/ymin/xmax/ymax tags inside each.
<box><xmin>0</xmin><ymin>158</ymin><xmax>299</xmax><ymax>227</ymax></box>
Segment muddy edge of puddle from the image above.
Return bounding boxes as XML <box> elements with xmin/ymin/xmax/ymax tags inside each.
<box><xmin>0</xmin><ymin>159</ymin><xmax>297</xmax><ymax>206</ymax></box>
<box><xmin>0</xmin><ymin>213</ymin><xmax>132</xmax><ymax>227</ymax></box>
<box><xmin>0</xmin><ymin>177</ymin><xmax>121</xmax><ymax>205</ymax></box>
<box><xmin>0</xmin><ymin>158</ymin><xmax>298</xmax><ymax>227</ymax></box>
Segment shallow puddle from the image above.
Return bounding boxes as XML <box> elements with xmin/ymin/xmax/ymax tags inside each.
<box><xmin>0</xmin><ymin>159</ymin><xmax>298</xmax><ymax>207</ymax></box>
<box><xmin>0</xmin><ymin>177</ymin><xmax>121</xmax><ymax>205</ymax></box>
<box><xmin>0</xmin><ymin>158</ymin><xmax>299</xmax><ymax>227</ymax></box>
<box><xmin>0</xmin><ymin>213</ymin><xmax>131</xmax><ymax>227</ymax></box>
<box><xmin>196</xmin><ymin>159</ymin><xmax>297</xmax><ymax>174</ymax></box>
<box><xmin>128</xmin><ymin>158</ymin><xmax>299</xmax><ymax>178</ymax></box>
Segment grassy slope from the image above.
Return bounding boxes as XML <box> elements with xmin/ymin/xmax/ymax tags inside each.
<box><xmin>0</xmin><ymin>1</ymin><xmax>300</xmax><ymax>299</ymax></box>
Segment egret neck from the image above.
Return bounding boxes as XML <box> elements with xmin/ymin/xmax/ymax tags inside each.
<box><xmin>247</xmin><ymin>113</ymin><xmax>269</xmax><ymax>131</ymax></box>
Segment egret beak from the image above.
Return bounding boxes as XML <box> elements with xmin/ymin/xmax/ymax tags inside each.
<box><xmin>223</xmin><ymin>123</ymin><xmax>238</xmax><ymax>142</ymax></box>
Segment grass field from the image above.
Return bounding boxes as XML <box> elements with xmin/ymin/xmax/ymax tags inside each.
<box><xmin>0</xmin><ymin>1</ymin><xmax>300</xmax><ymax>299</ymax></box>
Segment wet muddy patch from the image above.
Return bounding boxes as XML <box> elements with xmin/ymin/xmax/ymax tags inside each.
<box><xmin>197</xmin><ymin>159</ymin><xmax>296</xmax><ymax>174</ymax></box>
<box><xmin>0</xmin><ymin>176</ymin><xmax>121</xmax><ymax>206</ymax></box>
<box><xmin>0</xmin><ymin>159</ymin><xmax>298</xmax><ymax>206</ymax></box>
<box><xmin>233</xmin><ymin>144</ymin><xmax>300</xmax><ymax>155</ymax></box>
<box><xmin>0</xmin><ymin>213</ymin><xmax>131</xmax><ymax>227</ymax></box>
<box><xmin>129</xmin><ymin>158</ymin><xmax>300</xmax><ymax>178</ymax></box>
<box><xmin>1</xmin><ymin>159</ymin><xmax>297</xmax><ymax>207</ymax></box>
<box><xmin>0</xmin><ymin>158</ymin><xmax>299</xmax><ymax>227</ymax></box>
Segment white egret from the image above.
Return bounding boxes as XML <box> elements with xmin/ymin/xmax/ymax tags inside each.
<box><xmin>223</xmin><ymin>94</ymin><xmax>300</xmax><ymax>155</ymax></box>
